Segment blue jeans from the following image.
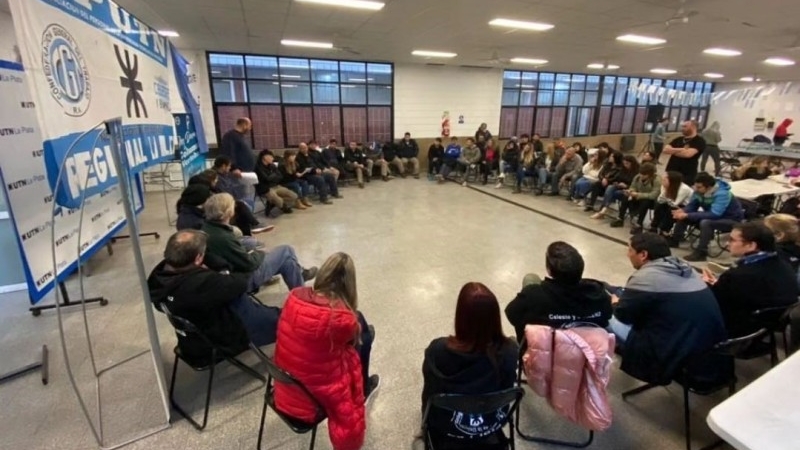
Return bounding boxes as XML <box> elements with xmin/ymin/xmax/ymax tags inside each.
<box><xmin>608</xmin><ymin>316</ymin><xmax>631</xmax><ymax>344</ymax></box>
<box><xmin>322</xmin><ymin>172</ymin><xmax>339</xmax><ymax>196</ymax></box>
<box><xmin>248</xmin><ymin>245</ymin><xmax>304</xmax><ymax>291</ymax></box>
<box><xmin>303</xmin><ymin>174</ymin><xmax>329</xmax><ymax>200</ymax></box>
<box><xmin>516</xmin><ymin>167</ymin><xmax>535</xmax><ymax>188</ymax></box>
<box><xmin>537</xmin><ymin>168</ymin><xmax>551</xmax><ymax>188</ymax></box>
<box><xmin>601</xmin><ymin>185</ymin><xmax>626</xmax><ymax>208</ymax></box>
<box><xmin>284</xmin><ymin>180</ymin><xmax>310</xmax><ymax>198</ymax></box>
<box><xmin>571</xmin><ymin>177</ymin><xmax>596</xmax><ymax>199</ymax></box>
<box><xmin>229</xmin><ymin>294</ymin><xmax>281</xmax><ymax>347</ymax></box>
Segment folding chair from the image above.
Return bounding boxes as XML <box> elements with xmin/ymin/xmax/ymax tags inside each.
<box><xmin>257</xmin><ymin>357</ymin><xmax>327</xmax><ymax>450</ymax></box>
<box><xmin>746</xmin><ymin>303</ymin><xmax>798</xmax><ymax>367</ymax></box>
<box><xmin>159</xmin><ymin>305</ymin><xmax>266</xmax><ymax>431</ymax></box>
<box><xmin>622</xmin><ymin>328</ymin><xmax>768</xmax><ymax>450</ymax></box>
<box><xmin>421</xmin><ymin>387</ymin><xmax>524</xmax><ymax>450</ymax></box>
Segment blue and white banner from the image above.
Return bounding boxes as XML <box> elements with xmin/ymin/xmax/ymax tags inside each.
<box><xmin>174</xmin><ymin>113</ymin><xmax>205</xmax><ymax>182</ymax></box>
<box><xmin>0</xmin><ymin>60</ymin><xmax>143</xmax><ymax>303</ymax></box>
<box><xmin>9</xmin><ymin>0</ymin><xmax>176</xmax><ymax>209</ymax></box>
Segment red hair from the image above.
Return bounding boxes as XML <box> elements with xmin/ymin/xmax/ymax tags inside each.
<box><xmin>448</xmin><ymin>282</ymin><xmax>509</xmax><ymax>354</ymax></box>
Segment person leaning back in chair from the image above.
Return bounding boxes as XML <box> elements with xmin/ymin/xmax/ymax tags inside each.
<box><xmin>148</xmin><ymin>230</ymin><xmax>283</xmax><ymax>363</ymax></box>
<box><xmin>668</xmin><ymin>172</ymin><xmax>744</xmax><ymax>262</ymax></box>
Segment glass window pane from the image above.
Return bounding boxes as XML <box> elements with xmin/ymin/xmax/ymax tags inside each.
<box><xmin>553</xmin><ymin>90</ymin><xmax>568</xmax><ymax>106</ymax></box>
<box><xmin>584</xmin><ymin>92</ymin><xmax>598</xmax><ymax>107</ymax></box>
<box><xmin>602</xmin><ymin>76</ymin><xmax>616</xmax><ymax>105</ymax></box>
<box><xmin>368</xmin><ymin>107</ymin><xmax>392</xmax><ymax>142</ymax></box>
<box><xmin>248</xmin><ymin>80</ymin><xmax>280</xmax><ymax>102</ymax></box>
<box><xmin>212</xmin><ymin>79</ymin><xmax>247</xmax><ymax>102</ymax></box>
<box><xmin>665</xmin><ymin>80</ymin><xmax>676</xmax><ymax>89</ymax></box>
<box><xmin>571</xmin><ymin>74</ymin><xmax>586</xmax><ymax>90</ymax></box>
<box><xmin>503</xmin><ymin>71</ymin><xmax>521</xmax><ymax>88</ymax></box>
<box><xmin>517</xmin><ymin>107</ymin><xmax>534</xmax><ymax>136</ymax></box>
<box><xmin>569</xmin><ymin>91</ymin><xmax>584</xmax><ymax>106</ymax></box>
<box><xmin>340</xmin><ymin>62</ymin><xmax>367</xmax><ymax>83</ymax></box>
<box><xmin>368</xmin><ymin>85</ymin><xmax>392</xmax><ymax>105</ymax></box>
<box><xmin>281</xmin><ymin>82</ymin><xmax>311</xmax><ymax>103</ymax></box>
<box><xmin>499</xmin><ymin>108</ymin><xmax>518</xmax><ymax>138</ymax></box>
<box><xmin>341</xmin><ymin>84</ymin><xmax>366</xmax><ymax>104</ymax></box>
<box><xmin>614</xmin><ymin>77</ymin><xmax>629</xmax><ymax>105</ymax></box>
<box><xmin>278</xmin><ymin>58</ymin><xmax>310</xmax><ymax>81</ymax></box>
<box><xmin>244</xmin><ymin>56</ymin><xmax>278</xmax><ymax>79</ymax></box>
<box><xmin>520</xmin><ymin>89</ymin><xmax>536</xmax><ymax>106</ymax></box>
<box><xmin>675</xmin><ymin>80</ymin><xmax>685</xmax><ymax>91</ymax></box>
<box><xmin>537</xmin><ymin>90</ymin><xmax>553</xmax><ymax>106</ymax></box>
<box><xmin>550</xmin><ymin>107</ymin><xmax>567</xmax><ymax>137</ymax></box>
<box><xmin>503</xmin><ymin>89</ymin><xmax>520</xmax><ymax>106</ymax></box>
<box><xmin>704</xmin><ymin>82</ymin><xmax>712</xmax><ymax>93</ymax></box>
<box><xmin>534</xmin><ymin>107</ymin><xmax>551</xmax><ymax>137</ymax></box>
<box><xmin>312</xmin><ymin>83</ymin><xmax>339</xmax><ymax>104</ymax></box>
<box><xmin>310</xmin><ymin>60</ymin><xmax>338</xmax><ymax>82</ymax></box>
<box><xmin>367</xmin><ymin>63</ymin><xmax>392</xmax><ymax>84</ymax></box>
<box><xmin>209</xmin><ymin>54</ymin><xmax>245</xmax><ymax>78</ymax></box>
<box><xmin>555</xmin><ymin>73</ymin><xmax>571</xmax><ymax>90</ymax></box>
<box><xmin>685</xmin><ymin>81</ymin><xmax>695</xmax><ymax>92</ymax></box>
<box><xmin>586</xmin><ymin>75</ymin><xmax>601</xmax><ymax>91</ymax></box>
<box><xmin>577</xmin><ymin>108</ymin><xmax>594</xmax><ymax>136</ymax></box>
<box><xmin>538</xmin><ymin>73</ymin><xmax>555</xmax><ymax>90</ymax></box>
<box><xmin>520</xmin><ymin>72</ymin><xmax>538</xmax><ymax>88</ymax></box>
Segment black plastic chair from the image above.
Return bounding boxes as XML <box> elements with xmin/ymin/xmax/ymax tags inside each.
<box><xmin>748</xmin><ymin>303</ymin><xmax>798</xmax><ymax>366</ymax></box>
<box><xmin>257</xmin><ymin>357</ymin><xmax>327</xmax><ymax>450</ymax></box>
<box><xmin>421</xmin><ymin>387</ymin><xmax>524</xmax><ymax>450</ymax></box>
<box><xmin>515</xmin><ymin>322</ymin><xmax>607</xmax><ymax>448</ymax></box>
<box><xmin>159</xmin><ymin>305</ymin><xmax>266</xmax><ymax>431</ymax></box>
<box><xmin>621</xmin><ymin>328</ymin><xmax>768</xmax><ymax>450</ymax></box>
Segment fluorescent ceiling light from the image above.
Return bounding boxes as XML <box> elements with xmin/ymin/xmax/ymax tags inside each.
<box><xmin>412</xmin><ymin>50</ymin><xmax>457</xmax><ymax>58</ymax></box>
<box><xmin>510</xmin><ymin>58</ymin><xmax>548</xmax><ymax>65</ymax></box>
<box><xmin>272</xmin><ymin>74</ymin><xmax>301</xmax><ymax>78</ymax></box>
<box><xmin>704</xmin><ymin>73</ymin><xmax>724</xmax><ymax>78</ymax></box>
<box><xmin>703</xmin><ymin>47</ymin><xmax>741</xmax><ymax>57</ymax></box>
<box><xmin>295</xmin><ymin>0</ymin><xmax>384</xmax><ymax>10</ymax></box>
<box><xmin>650</xmin><ymin>68</ymin><xmax>677</xmax><ymax>74</ymax></box>
<box><xmin>765</xmin><ymin>57</ymin><xmax>795</xmax><ymax>66</ymax></box>
<box><xmin>158</xmin><ymin>30</ymin><xmax>179</xmax><ymax>37</ymax></box>
<box><xmin>740</xmin><ymin>77</ymin><xmax>762</xmax><ymax>82</ymax></box>
<box><xmin>606</xmin><ymin>64</ymin><xmax>620</xmax><ymax>70</ymax></box>
<box><xmin>281</xmin><ymin>39</ymin><xmax>334</xmax><ymax>49</ymax></box>
<box><xmin>616</xmin><ymin>34</ymin><xmax>666</xmax><ymax>45</ymax></box>
<box><xmin>587</xmin><ymin>63</ymin><xmax>619</xmax><ymax>70</ymax></box>
<box><xmin>489</xmin><ymin>18</ymin><xmax>554</xmax><ymax>31</ymax></box>
<box><xmin>281</xmin><ymin>84</ymin><xmax>298</xmax><ymax>88</ymax></box>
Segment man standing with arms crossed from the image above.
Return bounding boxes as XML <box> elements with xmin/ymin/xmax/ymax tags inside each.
<box><xmin>663</xmin><ymin>120</ymin><xmax>706</xmax><ymax>185</ymax></box>
<box><xmin>220</xmin><ymin>117</ymin><xmax>256</xmax><ymax>208</ymax></box>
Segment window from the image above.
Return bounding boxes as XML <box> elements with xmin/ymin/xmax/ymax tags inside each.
<box><xmin>209</xmin><ymin>52</ymin><xmax>393</xmax><ymax>148</ymax></box>
<box><xmin>500</xmin><ymin>70</ymin><xmax>712</xmax><ymax>137</ymax></box>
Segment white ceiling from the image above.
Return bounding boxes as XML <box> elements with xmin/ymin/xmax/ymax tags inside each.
<box><xmin>22</xmin><ymin>0</ymin><xmax>800</xmax><ymax>81</ymax></box>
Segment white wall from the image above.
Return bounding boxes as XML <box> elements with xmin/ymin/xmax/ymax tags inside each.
<box><xmin>708</xmin><ymin>81</ymin><xmax>800</xmax><ymax>146</ymax></box>
<box><xmin>0</xmin><ymin>9</ymin><xmax>19</xmax><ymax>62</ymax></box>
<box><xmin>394</xmin><ymin>64</ymin><xmax>503</xmax><ymax>139</ymax></box>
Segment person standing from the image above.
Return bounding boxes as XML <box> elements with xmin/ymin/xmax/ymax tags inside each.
<box><xmin>220</xmin><ymin>118</ymin><xmax>256</xmax><ymax>209</ymax></box>
<box><xmin>397</xmin><ymin>132</ymin><xmax>420</xmax><ymax>179</ymax></box>
<box><xmin>474</xmin><ymin>123</ymin><xmax>493</xmax><ymax>143</ymax></box>
<box><xmin>651</xmin><ymin>117</ymin><xmax>668</xmax><ymax>164</ymax></box>
<box><xmin>700</xmin><ymin>121</ymin><xmax>722</xmax><ymax>177</ymax></box>
<box><xmin>663</xmin><ymin>120</ymin><xmax>706</xmax><ymax>185</ymax></box>
<box><xmin>774</xmin><ymin>118</ymin><xmax>794</xmax><ymax>147</ymax></box>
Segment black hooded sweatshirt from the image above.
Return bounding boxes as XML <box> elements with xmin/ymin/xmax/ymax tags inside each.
<box><xmin>421</xmin><ymin>337</ymin><xmax>518</xmax><ymax>445</ymax></box>
<box><xmin>505</xmin><ymin>278</ymin><xmax>613</xmax><ymax>342</ymax></box>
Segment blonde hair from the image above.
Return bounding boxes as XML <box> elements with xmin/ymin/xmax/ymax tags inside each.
<box><xmin>521</xmin><ymin>143</ymin><xmax>534</xmax><ymax>165</ymax></box>
<box><xmin>283</xmin><ymin>150</ymin><xmax>298</xmax><ymax>174</ymax></box>
<box><xmin>314</xmin><ymin>252</ymin><xmax>358</xmax><ymax>311</ymax></box>
<box><xmin>544</xmin><ymin>143</ymin><xmax>555</xmax><ymax>160</ymax></box>
<box><xmin>203</xmin><ymin>193</ymin><xmax>235</xmax><ymax>223</ymax></box>
<box><xmin>765</xmin><ymin>214</ymin><xmax>800</xmax><ymax>244</ymax></box>
<box><xmin>735</xmin><ymin>156</ymin><xmax>769</xmax><ymax>180</ymax></box>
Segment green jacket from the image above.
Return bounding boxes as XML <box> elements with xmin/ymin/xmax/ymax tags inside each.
<box><xmin>629</xmin><ymin>174</ymin><xmax>661</xmax><ymax>200</ymax></box>
<box><xmin>201</xmin><ymin>221</ymin><xmax>264</xmax><ymax>273</ymax></box>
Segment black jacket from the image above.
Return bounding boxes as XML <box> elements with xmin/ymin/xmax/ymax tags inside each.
<box><xmin>428</xmin><ymin>144</ymin><xmax>444</xmax><ymax>162</ymax></box>
<box><xmin>777</xmin><ymin>241</ymin><xmax>800</xmax><ymax>273</ymax></box>
<box><xmin>176</xmin><ymin>205</ymin><xmax>205</xmax><ymax>231</ymax></box>
<box><xmin>505</xmin><ymin>278</ymin><xmax>613</xmax><ymax>342</ymax></box>
<box><xmin>254</xmin><ymin>161</ymin><xmax>282</xmax><ymax>195</ymax></box>
<box><xmin>309</xmin><ymin>149</ymin><xmax>330</xmax><ymax>169</ymax></box>
<box><xmin>532</xmin><ymin>140</ymin><xmax>544</xmax><ymax>154</ymax></box>
<box><xmin>322</xmin><ymin>146</ymin><xmax>345</xmax><ymax>167</ymax></box>
<box><xmin>422</xmin><ymin>337</ymin><xmax>518</xmax><ymax>444</ymax></box>
<box><xmin>614</xmin><ymin>257</ymin><xmax>730</xmax><ymax>386</ymax></box>
<box><xmin>712</xmin><ymin>252</ymin><xmax>799</xmax><ymax>337</ymax></box>
<box><xmin>382</xmin><ymin>142</ymin><xmax>398</xmax><ymax>161</ymax></box>
<box><xmin>148</xmin><ymin>261</ymin><xmax>251</xmax><ymax>365</ymax></box>
<box><xmin>296</xmin><ymin>151</ymin><xmax>318</xmax><ymax>173</ymax></box>
<box><xmin>398</xmin><ymin>139</ymin><xmax>419</xmax><ymax>158</ymax></box>
<box><xmin>345</xmin><ymin>147</ymin><xmax>369</xmax><ymax>165</ymax></box>
<box><xmin>279</xmin><ymin>163</ymin><xmax>301</xmax><ymax>185</ymax></box>
<box><xmin>219</xmin><ymin>129</ymin><xmax>255</xmax><ymax>172</ymax></box>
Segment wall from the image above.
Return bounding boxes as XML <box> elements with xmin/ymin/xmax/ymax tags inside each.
<box><xmin>394</xmin><ymin>64</ymin><xmax>503</xmax><ymax>139</ymax></box>
<box><xmin>0</xmin><ymin>9</ymin><xmax>19</xmax><ymax>62</ymax></box>
<box><xmin>708</xmin><ymin>80</ymin><xmax>800</xmax><ymax>147</ymax></box>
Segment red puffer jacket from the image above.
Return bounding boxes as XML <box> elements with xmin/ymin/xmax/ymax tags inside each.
<box><xmin>274</xmin><ymin>287</ymin><xmax>365</xmax><ymax>450</ymax></box>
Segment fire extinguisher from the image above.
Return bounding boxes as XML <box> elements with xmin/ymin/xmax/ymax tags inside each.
<box><xmin>441</xmin><ymin>114</ymin><xmax>450</xmax><ymax>137</ymax></box>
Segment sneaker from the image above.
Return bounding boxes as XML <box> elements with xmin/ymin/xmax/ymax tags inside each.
<box><xmin>610</xmin><ymin>219</ymin><xmax>624</xmax><ymax>228</ymax></box>
<box><xmin>461</xmin><ymin>181</ymin><xmax>467</xmax><ymax>187</ymax></box>
<box><xmin>302</xmin><ymin>266</ymin><xmax>318</xmax><ymax>281</ymax></box>
<box><xmin>583</xmin><ymin>205</ymin><xmax>594</xmax><ymax>212</ymax></box>
<box><xmin>321</xmin><ymin>199</ymin><xmax>333</xmax><ymax>205</ymax></box>
<box><xmin>364</xmin><ymin>374</ymin><xmax>381</xmax><ymax>404</ymax></box>
<box><xmin>281</xmin><ymin>206</ymin><xmax>293</xmax><ymax>214</ymax></box>
<box><xmin>252</xmin><ymin>223</ymin><xmax>275</xmax><ymax>234</ymax></box>
<box><xmin>495</xmin><ymin>182</ymin><xmax>503</xmax><ymax>189</ymax></box>
<box><xmin>358</xmin><ymin>182</ymin><xmax>365</xmax><ymax>188</ymax></box>
<box><xmin>684</xmin><ymin>251</ymin><xmax>708</xmax><ymax>262</ymax></box>
<box><xmin>301</xmin><ymin>198</ymin><xmax>313</xmax><ymax>207</ymax></box>
<box><xmin>577</xmin><ymin>200</ymin><xmax>586</xmax><ymax>208</ymax></box>
<box><xmin>333</xmin><ymin>194</ymin><xmax>343</xmax><ymax>199</ymax></box>
<box><xmin>382</xmin><ymin>176</ymin><xmax>390</xmax><ymax>182</ymax></box>
<box><xmin>413</xmin><ymin>174</ymin><xmax>420</xmax><ymax>179</ymax></box>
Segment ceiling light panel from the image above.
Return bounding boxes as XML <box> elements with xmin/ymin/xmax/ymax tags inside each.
<box><xmin>295</xmin><ymin>0</ymin><xmax>384</xmax><ymax>10</ymax></box>
<box><xmin>650</xmin><ymin>68</ymin><xmax>677</xmax><ymax>74</ymax></box>
<box><xmin>511</xmin><ymin>58</ymin><xmax>548</xmax><ymax>65</ymax></box>
<box><xmin>616</xmin><ymin>34</ymin><xmax>667</xmax><ymax>45</ymax></box>
<box><xmin>158</xmin><ymin>30</ymin><xmax>179</xmax><ymax>37</ymax></box>
<box><xmin>703</xmin><ymin>48</ymin><xmax>741</xmax><ymax>56</ymax></box>
<box><xmin>412</xmin><ymin>50</ymin><xmax>457</xmax><ymax>58</ymax></box>
<box><xmin>765</xmin><ymin>57</ymin><xmax>795</xmax><ymax>66</ymax></box>
<box><xmin>281</xmin><ymin>39</ymin><xmax>334</xmax><ymax>48</ymax></box>
<box><xmin>489</xmin><ymin>18</ymin><xmax>554</xmax><ymax>31</ymax></box>
<box><xmin>704</xmin><ymin>73</ymin><xmax>724</xmax><ymax>78</ymax></box>
<box><xmin>740</xmin><ymin>77</ymin><xmax>754</xmax><ymax>82</ymax></box>
<box><xmin>587</xmin><ymin>63</ymin><xmax>604</xmax><ymax>69</ymax></box>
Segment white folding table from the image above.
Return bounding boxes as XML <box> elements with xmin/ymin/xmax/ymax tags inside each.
<box><xmin>707</xmin><ymin>350</ymin><xmax>800</xmax><ymax>450</ymax></box>
<box><xmin>728</xmin><ymin>178</ymin><xmax>800</xmax><ymax>201</ymax></box>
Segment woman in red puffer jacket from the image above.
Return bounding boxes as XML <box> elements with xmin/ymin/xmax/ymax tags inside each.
<box><xmin>274</xmin><ymin>252</ymin><xmax>378</xmax><ymax>450</ymax></box>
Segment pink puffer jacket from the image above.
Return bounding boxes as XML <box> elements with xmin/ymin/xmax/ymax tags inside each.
<box><xmin>523</xmin><ymin>325</ymin><xmax>615</xmax><ymax>431</ymax></box>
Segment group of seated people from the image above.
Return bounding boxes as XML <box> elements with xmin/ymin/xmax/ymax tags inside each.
<box><xmin>147</xmin><ymin>217</ymin><xmax>800</xmax><ymax>449</ymax></box>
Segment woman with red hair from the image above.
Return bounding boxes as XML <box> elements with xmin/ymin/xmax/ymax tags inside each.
<box><xmin>421</xmin><ymin>282</ymin><xmax>518</xmax><ymax>449</ymax></box>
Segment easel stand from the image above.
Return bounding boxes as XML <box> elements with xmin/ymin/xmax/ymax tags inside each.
<box><xmin>110</xmin><ymin>232</ymin><xmax>161</xmax><ymax>244</ymax></box>
<box><xmin>638</xmin><ymin>136</ymin><xmax>654</xmax><ymax>157</ymax></box>
<box><xmin>29</xmin><ymin>282</ymin><xmax>108</xmax><ymax>317</ymax></box>
<box><xmin>0</xmin><ymin>345</ymin><xmax>48</xmax><ymax>385</ymax></box>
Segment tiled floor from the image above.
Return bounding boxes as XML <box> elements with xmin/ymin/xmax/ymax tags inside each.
<box><xmin>0</xmin><ymin>177</ymin><xmax>766</xmax><ymax>450</ymax></box>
